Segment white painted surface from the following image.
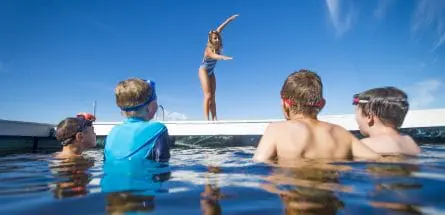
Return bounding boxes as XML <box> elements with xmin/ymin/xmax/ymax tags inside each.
<box><xmin>0</xmin><ymin>119</ymin><xmax>54</xmax><ymax>137</ymax></box>
<box><xmin>93</xmin><ymin>108</ymin><xmax>445</xmax><ymax>136</ymax></box>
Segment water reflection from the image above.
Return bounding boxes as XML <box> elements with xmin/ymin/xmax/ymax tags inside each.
<box><xmin>101</xmin><ymin>161</ymin><xmax>171</xmax><ymax>214</ymax></box>
<box><xmin>201</xmin><ymin>166</ymin><xmax>223</xmax><ymax>215</ymax></box>
<box><xmin>49</xmin><ymin>156</ymin><xmax>94</xmax><ymax>199</ymax></box>
<box><xmin>366</xmin><ymin>162</ymin><xmax>423</xmax><ymax>214</ymax></box>
<box><xmin>261</xmin><ymin>161</ymin><xmax>351</xmax><ymax>215</ymax></box>
<box><xmin>106</xmin><ymin>192</ymin><xmax>155</xmax><ymax>214</ymax></box>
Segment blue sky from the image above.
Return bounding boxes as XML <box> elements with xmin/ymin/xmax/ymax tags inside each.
<box><xmin>0</xmin><ymin>0</ymin><xmax>444</xmax><ymax>123</ymax></box>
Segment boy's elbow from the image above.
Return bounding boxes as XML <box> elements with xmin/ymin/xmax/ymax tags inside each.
<box><xmin>409</xmin><ymin>147</ymin><xmax>422</xmax><ymax>156</ymax></box>
<box><xmin>253</xmin><ymin>154</ymin><xmax>265</xmax><ymax>163</ymax></box>
<box><xmin>253</xmin><ymin>152</ymin><xmax>273</xmax><ymax>163</ymax></box>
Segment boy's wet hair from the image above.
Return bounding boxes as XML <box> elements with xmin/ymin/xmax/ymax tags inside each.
<box><xmin>354</xmin><ymin>87</ymin><xmax>409</xmax><ymax>128</ymax></box>
<box><xmin>115</xmin><ymin>78</ymin><xmax>153</xmax><ymax>114</ymax></box>
<box><xmin>56</xmin><ymin>118</ymin><xmax>83</xmax><ymax>145</ymax></box>
<box><xmin>280</xmin><ymin>69</ymin><xmax>324</xmax><ymax>117</ymax></box>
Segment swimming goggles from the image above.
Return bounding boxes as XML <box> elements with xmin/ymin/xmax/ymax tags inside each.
<box><xmin>352</xmin><ymin>94</ymin><xmax>370</xmax><ymax>105</ymax></box>
<box><xmin>281</xmin><ymin>93</ymin><xmax>325</xmax><ymax>108</ymax></box>
<box><xmin>60</xmin><ymin>114</ymin><xmax>95</xmax><ymax>146</ymax></box>
<box><xmin>120</xmin><ymin>80</ymin><xmax>157</xmax><ymax>112</ymax></box>
<box><xmin>352</xmin><ymin>94</ymin><xmax>407</xmax><ymax>105</ymax></box>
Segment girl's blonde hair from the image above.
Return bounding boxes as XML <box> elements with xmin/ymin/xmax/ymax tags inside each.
<box><xmin>207</xmin><ymin>30</ymin><xmax>222</xmax><ymax>54</ymax></box>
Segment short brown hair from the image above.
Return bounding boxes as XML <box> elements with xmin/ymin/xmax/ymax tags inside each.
<box><xmin>280</xmin><ymin>69</ymin><xmax>324</xmax><ymax>117</ymax></box>
<box><xmin>56</xmin><ymin>117</ymin><xmax>84</xmax><ymax>145</ymax></box>
<box><xmin>115</xmin><ymin>78</ymin><xmax>153</xmax><ymax>111</ymax></box>
<box><xmin>354</xmin><ymin>87</ymin><xmax>409</xmax><ymax>128</ymax></box>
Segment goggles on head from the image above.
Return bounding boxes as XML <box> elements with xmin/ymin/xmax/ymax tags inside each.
<box><xmin>352</xmin><ymin>94</ymin><xmax>369</xmax><ymax>105</ymax></box>
<box><xmin>76</xmin><ymin>112</ymin><xmax>96</xmax><ymax>122</ymax></box>
<box><xmin>281</xmin><ymin>93</ymin><xmax>325</xmax><ymax>108</ymax></box>
<box><xmin>60</xmin><ymin>114</ymin><xmax>95</xmax><ymax>146</ymax></box>
<box><xmin>120</xmin><ymin>80</ymin><xmax>157</xmax><ymax>112</ymax></box>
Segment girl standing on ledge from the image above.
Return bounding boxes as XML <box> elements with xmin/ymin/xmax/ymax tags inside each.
<box><xmin>198</xmin><ymin>14</ymin><xmax>238</xmax><ymax>121</ymax></box>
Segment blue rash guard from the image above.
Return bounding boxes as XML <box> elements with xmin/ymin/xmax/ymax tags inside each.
<box><xmin>104</xmin><ymin>117</ymin><xmax>171</xmax><ymax>163</ymax></box>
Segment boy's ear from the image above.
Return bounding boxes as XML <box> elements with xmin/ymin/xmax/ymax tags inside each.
<box><xmin>147</xmin><ymin>101</ymin><xmax>158</xmax><ymax>120</ymax></box>
<box><xmin>367</xmin><ymin>114</ymin><xmax>375</xmax><ymax>127</ymax></box>
<box><xmin>281</xmin><ymin>99</ymin><xmax>290</xmax><ymax>109</ymax></box>
<box><xmin>319</xmin><ymin>98</ymin><xmax>326</xmax><ymax>110</ymax></box>
<box><xmin>281</xmin><ymin>99</ymin><xmax>291</xmax><ymax>120</ymax></box>
<box><xmin>75</xmin><ymin>132</ymin><xmax>83</xmax><ymax>142</ymax></box>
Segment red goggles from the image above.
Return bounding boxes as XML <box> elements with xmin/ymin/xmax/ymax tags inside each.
<box><xmin>76</xmin><ymin>112</ymin><xmax>96</xmax><ymax>122</ymax></box>
<box><xmin>352</xmin><ymin>94</ymin><xmax>369</xmax><ymax>105</ymax></box>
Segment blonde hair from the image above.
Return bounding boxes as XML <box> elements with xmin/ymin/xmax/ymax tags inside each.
<box><xmin>114</xmin><ymin>78</ymin><xmax>153</xmax><ymax>117</ymax></box>
<box><xmin>207</xmin><ymin>31</ymin><xmax>222</xmax><ymax>54</ymax></box>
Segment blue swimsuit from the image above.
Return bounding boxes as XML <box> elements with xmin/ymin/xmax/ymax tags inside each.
<box><xmin>200</xmin><ymin>56</ymin><xmax>218</xmax><ymax>76</ymax></box>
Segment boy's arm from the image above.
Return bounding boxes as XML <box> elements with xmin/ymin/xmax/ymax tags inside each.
<box><xmin>150</xmin><ymin>130</ymin><xmax>171</xmax><ymax>163</ymax></box>
<box><xmin>351</xmin><ymin>135</ymin><xmax>380</xmax><ymax>160</ymax></box>
<box><xmin>216</xmin><ymin>14</ymin><xmax>239</xmax><ymax>33</ymax></box>
<box><xmin>253</xmin><ymin>123</ymin><xmax>278</xmax><ymax>162</ymax></box>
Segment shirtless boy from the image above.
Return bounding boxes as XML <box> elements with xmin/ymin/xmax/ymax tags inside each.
<box><xmin>254</xmin><ymin>69</ymin><xmax>379</xmax><ymax>163</ymax></box>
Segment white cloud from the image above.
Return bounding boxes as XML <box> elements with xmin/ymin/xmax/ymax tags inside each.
<box><xmin>374</xmin><ymin>0</ymin><xmax>394</xmax><ymax>20</ymax></box>
<box><xmin>433</xmin><ymin>32</ymin><xmax>445</xmax><ymax>50</ymax></box>
<box><xmin>412</xmin><ymin>0</ymin><xmax>445</xmax><ymax>50</ymax></box>
<box><xmin>166</xmin><ymin>111</ymin><xmax>188</xmax><ymax>121</ymax></box>
<box><xmin>325</xmin><ymin>0</ymin><xmax>356</xmax><ymax>36</ymax></box>
<box><xmin>410</xmin><ymin>79</ymin><xmax>442</xmax><ymax>108</ymax></box>
<box><xmin>155</xmin><ymin>108</ymin><xmax>188</xmax><ymax>121</ymax></box>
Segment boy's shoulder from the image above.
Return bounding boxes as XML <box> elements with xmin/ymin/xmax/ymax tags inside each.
<box><xmin>266</xmin><ymin>120</ymin><xmax>308</xmax><ymax>135</ymax></box>
<box><xmin>269</xmin><ymin>120</ymin><xmax>346</xmax><ymax>133</ymax></box>
<box><xmin>145</xmin><ymin>121</ymin><xmax>168</xmax><ymax>130</ymax></box>
<box><xmin>316</xmin><ymin>120</ymin><xmax>353</xmax><ymax>137</ymax></box>
<box><xmin>361</xmin><ymin>135</ymin><xmax>420</xmax><ymax>155</ymax></box>
<box><xmin>107</xmin><ymin>120</ymin><xmax>168</xmax><ymax>142</ymax></box>
<box><xmin>113</xmin><ymin>120</ymin><xmax>167</xmax><ymax>130</ymax></box>
<box><xmin>399</xmin><ymin>134</ymin><xmax>421</xmax><ymax>155</ymax></box>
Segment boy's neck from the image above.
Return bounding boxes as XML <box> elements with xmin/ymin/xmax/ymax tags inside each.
<box><xmin>60</xmin><ymin>144</ymin><xmax>83</xmax><ymax>158</ymax></box>
<box><xmin>127</xmin><ymin>116</ymin><xmax>149</xmax><ymax>121</ymax></box>
<box><xmin>368</xmin><ymin>123</ymin><xmax>399</xmax><ymax>137</ymax></box>
<box><xmin>288</xmin><ymin>113</ymin><xmax>318</xmax><ymax>121</ymax></box>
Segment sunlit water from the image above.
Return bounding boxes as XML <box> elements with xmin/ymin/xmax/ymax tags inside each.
<box><xmin>1</xmin><ymin>143</ymin><xmax>445</xmax><ymax>215</ymax></box>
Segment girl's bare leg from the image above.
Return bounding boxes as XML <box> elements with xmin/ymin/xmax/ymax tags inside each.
<box><xmin>210</xmin><ymin>73</ymin><xmax>217</xmax><ymax>121</ymax></box>
<box><xmin>199</xmin><ymin>68</ymin><xmax>212</xmax><ymax>121</ymax></box>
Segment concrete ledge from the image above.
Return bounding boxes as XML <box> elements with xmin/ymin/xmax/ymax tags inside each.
<box><xmin>93</xmin><ymin>108</ymin><xmax>445</xmax><ymax>136</ymax></box>
<box><xmin>0</xmin><ymin>119</ymin><xmax>54</xmax><ymax>137</ymax></box>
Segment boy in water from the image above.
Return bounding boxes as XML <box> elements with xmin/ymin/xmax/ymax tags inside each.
<box><xmin>254</xmin><ymin>69</ymin><xmax>379</xmax><ymax>163</ymax></box>
<box><xmin>352</xmin><ymin>87</ymin><xmax>421</xmax><ymax>156</ymax></box>
<box><xmin>55</xmin><ymin>113</ymin><xmax>97</xmax><ymax>158</ymax></box>
<box><xmin>104</xmin><ymin>78</ymin><xmax>171</xmax><ymax>162</ymax></box>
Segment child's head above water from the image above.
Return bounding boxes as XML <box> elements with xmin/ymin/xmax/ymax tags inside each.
<box><xmin>353</xmin><ymin>87</ymin><xmax>409</xmax><ymax>136</ymax></box>
<box><xmin>115</xmin><ymin>78</ymin><xmax>158</xmax><ymax>120</ymax></box>
<box><xmin>56</xmin><ymin>113</ymin><xmax>97</xmax><ymax>155</ymax></box>
<box><xmin>280</xmin><ymin>69</ymin><xmax>325</xmax><ymax>119</ymax></box>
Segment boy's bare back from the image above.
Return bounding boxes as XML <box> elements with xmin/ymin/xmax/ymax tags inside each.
<box><xmin>254</xmin><ymin>119</ymin><xmax>379</xmax><ymax>162</ymax></box>
<box><xmin>361</xmin><ymin>135</ymin><xmax>421</xmax><ymax>156</ymax></box>
<box><xmin>254</xmin><ymin>69</ymin><xmax>379</xmax><ymax>164</ymax></box>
